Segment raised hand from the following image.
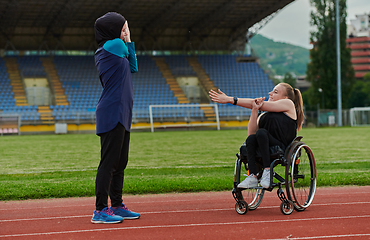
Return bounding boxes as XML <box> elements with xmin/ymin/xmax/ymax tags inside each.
<box><xmin>253</xmin><ymin>97</ymin><xmax>265</xmax><ymax>110</ymax></box>
<box><xmin>122</xmin><ymin>21</ymin><xmax>131</xmax><ymax>43</ymax></box>
<box><xmin>208</xmin><ymin>89</ymin><xmax>230</xmax><ymax>104</ymax></box>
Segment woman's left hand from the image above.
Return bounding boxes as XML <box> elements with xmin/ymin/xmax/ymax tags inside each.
<box><xmin>122</xmin><ymin>21</ymin><xmax>131</xmax><ymax>43</ymax></box>
<box><xmin>253</xmin><ymin>97</ymin><xmax>265</xmax><ymax>110</ymax></box>
<box><xmin>209</xmin><ymin>89</ymin><xmax>230</xmax><ymax>104</ymax></box>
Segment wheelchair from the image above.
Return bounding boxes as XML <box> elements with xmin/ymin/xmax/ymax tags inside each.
<box><xmin>232</xmin><ymin>136</ymin><xmax>317</xmax><ymax>215</ymax></box>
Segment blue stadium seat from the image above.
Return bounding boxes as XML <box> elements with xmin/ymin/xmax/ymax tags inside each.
<box><xmin>17</xmin><ymin>56</ymin><xmax>46</xmax><ymax>77</ymax></box>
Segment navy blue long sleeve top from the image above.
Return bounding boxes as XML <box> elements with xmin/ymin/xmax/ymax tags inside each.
<box><xmin>94</xmin><ymin>39</ymin><xmax>138</xmax><ymax>135</ymax></box>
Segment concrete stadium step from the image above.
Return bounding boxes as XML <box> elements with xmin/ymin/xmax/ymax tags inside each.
<box><xmin>4</xmin><ymin>57</ymin><xmax>29</xmax><ymax>105</ymax></box>
<box><xmin>187</xmin><ymin>57</ymin><xmax>218</xmax><ymax>120</ymax></box>
<box><xmin>187</xmin><ymin>57</ymin><xmax>217</xmax><ymax>92</ymax></box>
<box><xmin>152</xmin><ymin>57</ymin><xmax>190</xmax><ymax>104</ymax></box>
<box><xmin>37</xmin><ymin>105</ymin><xmax>55</xmax><ymax>123</ymax></box>
<box><xmin>41</xmin><ymin>57</ymin><xmax>69</xmax><ymax>106</ymax></box>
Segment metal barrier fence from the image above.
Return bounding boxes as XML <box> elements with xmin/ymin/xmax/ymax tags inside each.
<box><xmin>305</xmin><ymin>109</ymin><xmax>351</xmax><ymax>127</ymax></box>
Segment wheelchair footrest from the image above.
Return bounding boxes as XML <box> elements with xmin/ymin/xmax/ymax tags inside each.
<box><xmin>232</xmin><ymin>188</ymin><xmax>244</xmax><ymax>202</ymax></box>
<box><xmin>277</xmin><ymin>188</ymin><xmax>288</xmax><ymax>203</ymax></box>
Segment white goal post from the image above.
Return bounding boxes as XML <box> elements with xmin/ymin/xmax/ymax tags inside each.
<box><xmin>149</xmin><ymin>104</ymin><xmax>220</xmax><ymax>132</ymax></box>
<box><xmin>350</xmin><ymin>107</ymin><xmax>370</xmax><ymax>127</ymax></box>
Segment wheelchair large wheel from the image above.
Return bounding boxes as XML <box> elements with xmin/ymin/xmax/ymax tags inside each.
<box><xmin>235</xmin><ymin>158</ymin><xmax>265</xmax><ymax>210</ymax></box>
<box><xmin>285</xmin><ymin>141</ymin><xmax>317</xmax><ymax>211</ymax></box>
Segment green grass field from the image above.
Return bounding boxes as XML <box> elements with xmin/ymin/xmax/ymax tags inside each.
<box><xmin>0</xmin><ymin>127</ymin><xmax>369</xmax><ymax>200</ymax></box>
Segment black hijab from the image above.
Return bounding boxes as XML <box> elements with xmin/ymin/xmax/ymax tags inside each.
<box><xmin>95</xmin><ymin>12</ymin><xmax>126</xmax><ymax>48</ymax></box>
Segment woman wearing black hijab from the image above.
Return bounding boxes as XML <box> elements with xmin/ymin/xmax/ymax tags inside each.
<box><xmin>91</xmin><ymin>12</ymin><xmax>140</xmax><ymax>224</ymax></box>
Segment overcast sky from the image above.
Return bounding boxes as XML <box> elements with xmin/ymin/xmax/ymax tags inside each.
<box><xmin>258</xmin><ymin>0</ymin><xmax>370</xmax><ymax>49</ymax></box>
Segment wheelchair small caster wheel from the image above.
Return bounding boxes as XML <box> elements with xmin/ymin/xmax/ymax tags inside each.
<box><xmin>235</xmin><ymin>200</ymin><xmax>248</xmax><ymax>215</ymax></box>
<box><xmin>280</xmin><ymin>201</ymin><xmax>293</xmax><ymax>215</ymax></box>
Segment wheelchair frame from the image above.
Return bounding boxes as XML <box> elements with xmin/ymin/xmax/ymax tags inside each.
<box><xmin>232</xmin><ymin>136</ymin><xmax>317</xmax><ymax>215</ymax></box>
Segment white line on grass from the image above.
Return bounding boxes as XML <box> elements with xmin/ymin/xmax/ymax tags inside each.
<box><xmin>2</xmin><ymin>165</ymin><xmax>232</xmax><ymax>174</ymax></box>
<box><xmin>3</xmin><ymin>158</ymin><xmax>370</xmax><ymax>174</ymax></box>
<box><xmin>0</xmin><ymin>215</ymin><xmax>369</xmax><ymax>238</ymax></box>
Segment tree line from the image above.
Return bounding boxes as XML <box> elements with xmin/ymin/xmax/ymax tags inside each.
<box><xmin>283</xmin><ymin>0</ymin><xmax>369</xmax><ymax>110</ymax></box>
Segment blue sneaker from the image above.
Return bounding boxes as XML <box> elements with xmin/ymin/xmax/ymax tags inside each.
<box><xmin>111</xmin><ymin>203</ymin><xmax>141</xmax><ymax>219</ymax></box>
<box><xmin>91</xmin><ymin>207</ymin><xmax>124</xmax><ymax>224</ymax></box>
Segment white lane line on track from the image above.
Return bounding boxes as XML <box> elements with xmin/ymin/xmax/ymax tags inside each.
<box><xmin>1</xmin><ymin>215</ymin><xmax>370</xmax><ymax>238</ymax></box>
<box><xmin>263</xmin><ymin>233</ymin><xmax>370</xmax><ymax>240</ymax></box>
<box><xmin>1</xmin><ymin>191</ymin><xmax>369</xmax><ymax>211</ymax></box>
<box><xmin>0</xmin><ymin>208</ymin><xmax>233</xmax><ymax>222</ymax></box>
<box><xmin>0</xmin><ymin>197</ymin><xmax>229</xmax><ymax>211</ymax></box>
<box><xmin>1</xmin><ymin>201</ymin><xmax>370</xmax><ymax>222</ymax></box>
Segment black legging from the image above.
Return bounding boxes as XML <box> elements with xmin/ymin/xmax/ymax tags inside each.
<box><xmin>246</xmin><ymin>128</ymin><xmax>284</xmax><ymax>175</ymax></box>
<box><xmin>95</xmin><ymin>123</ymin><xmax>130</xmax><ymax>211</ymax></box>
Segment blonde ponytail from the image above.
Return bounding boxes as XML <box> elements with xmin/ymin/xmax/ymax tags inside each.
<box><xmin>293</xmin><ymin>88</ymin><xmax>304</xmax><ymax>130</ymax></box>
<box><xmin>279</xmin><ymin>83</ymin><xmax>305</xmax><ymax>130</ymax></box>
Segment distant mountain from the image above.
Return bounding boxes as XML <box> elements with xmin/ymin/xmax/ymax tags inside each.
<box><xmin>250</xmin><ymin>34</ymin><xmax>310</xmax><ymax>76</ymax></box>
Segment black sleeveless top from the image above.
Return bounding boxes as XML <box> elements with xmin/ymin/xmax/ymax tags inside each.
<box><xmin>258</xmin><ymin>112</ymin><xmax>297</xmax><ymax>148</ymax></box>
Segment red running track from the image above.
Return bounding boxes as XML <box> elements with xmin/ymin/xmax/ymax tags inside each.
<box><xmin>0</xmin><ymin>186</ymin><xmax>369</xmax><ymax>240</ymax></box>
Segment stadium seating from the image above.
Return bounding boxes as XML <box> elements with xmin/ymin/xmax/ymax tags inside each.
<box><xmin>0</xmin><ymin>58</ymin><xmax>14</xmax><ymax>110</ymax></box>
<box><xmin>0</xmin><ymin>57</ymin><xmax>45</xmax><ymax>122</ymax></box>
<box><xmin>197</xmin><ymin>55</ymin><xmax>274</xmax><ymax>117</ymax></box>
<box><xmin>132</xmin><ymin>55</ymin><xmax>178</xmax><ymax>119</ymax></box>
<box><xmin>0</xmin><ymin>54</ymin><xmax>274</xmax><ymax>123</ymax></box>
<box><xmin>52</xmin><ymin>56</ymin><xmax>100</xmax><ymax>121</ymax></box>
<box><xmin>17</xmin><ymin>56</ymin><xmax>46</xmax><ymax>77</ymax></box>
<box><xmin>164</xmin><ymin>55</ymin><xmax>196</xmax><ymax>76</ymax></box>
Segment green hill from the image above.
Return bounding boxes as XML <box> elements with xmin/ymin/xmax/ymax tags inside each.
<box><xmin>250</xmin><ymin>34</ymin><xmax>310</xmax><ymax>76</ymax></box>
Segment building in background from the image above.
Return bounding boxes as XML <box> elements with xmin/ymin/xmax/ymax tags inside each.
<box><xmin>347</xmin><ymin>12</ymin><xmax>370</xmax><ymax>79</ymax></box>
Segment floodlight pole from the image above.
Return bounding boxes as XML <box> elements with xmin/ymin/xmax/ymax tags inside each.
<box><xmin>336</xmin><ymin>0</ymin><xmax>342</xmax><ymax>126</ymax></box>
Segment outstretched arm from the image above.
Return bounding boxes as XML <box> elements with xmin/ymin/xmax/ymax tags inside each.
<box><xmin>208</xmin><ymin>89</ymin><xmax>255</xmax><ymax>108</ymax></box>
<box><xmin>209</xmin><ymin>89</ymin><xmax>295</xmax><ymax>116</ymax></box>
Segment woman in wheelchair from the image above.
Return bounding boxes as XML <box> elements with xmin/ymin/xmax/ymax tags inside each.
<box><xmin>209</xmin><ymin>83</ymin><xmax>304</xmax><ymax>189</ymax></box>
